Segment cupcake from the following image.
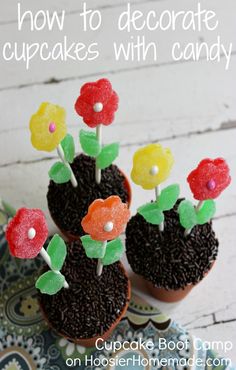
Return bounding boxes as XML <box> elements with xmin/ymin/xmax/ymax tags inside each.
<box><xmin>5</xmin><ymin>197</ymin><xmax>131</xmax><ymax>346</ymax></box>
<box><xmin>126</xmin><ymin>144</ymin><xmax>231</xmax><ymax>302</ymax></box>
<box><xmin>29</xmin><ymin>79</ymin><xmax>131</xmax><ymax>240</ymax></box>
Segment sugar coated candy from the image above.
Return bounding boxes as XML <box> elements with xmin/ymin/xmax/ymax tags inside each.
<box><xmin>131</xmin><ymin>144</ymin><xmax>174</xmax><ymax>190</ymax></box>
<box><xmin>6</xmin><ymin>208</ymin><xmax>48</xmax><ymax>259</ymax></box>
<box><xmin>75</xmin><ymin>79</ymin><xmax>119</xmax><ymax>128</ymax></box>
<box><xmin>187</xmin><ymin>158</ymin><xmax>231</xmax><ymax>200</ymax></box>
<box><xmin>81</xmin><ymin>196</ymin><xmax>130</xmax><ymax>241</ymax></box>
<box><xmin>30</xmin><ymin>102</ymin><xmax>67</xmax><ymax>152</ymax></box>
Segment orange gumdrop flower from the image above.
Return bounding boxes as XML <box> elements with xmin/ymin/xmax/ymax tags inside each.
<box><xmin>81</xmin><ymin>196</ymin><xmax>130</xmax><ymax>242</ymax></box>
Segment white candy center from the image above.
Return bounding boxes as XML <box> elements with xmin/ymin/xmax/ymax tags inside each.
<box><xmin>93</xmin><ymin>102</ymin><xmax>103</xmax><ymax>112</ymax></box>
<box><xmin>149</xmin><ymin>165</ymin><xmax>159</xmax><ymax>176</ymax></box>
<box><xmin>104</xmin><ymin>221</ymin><xmax>114</xmax><ymax>232</ymax></box>
<box><xmin>28</xmin><ymin>227</ymin><xmax>36</xmax><ymax>240</ymax></box>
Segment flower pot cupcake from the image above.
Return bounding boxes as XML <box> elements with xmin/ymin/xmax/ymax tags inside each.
<box><xmin>29</xmin><ymin>79</ymin><xmax>131</xmax><ymax>240</ymax></box>
<box><xmin>126</xmin><ymin>144</ymin><xmax>231</xmax><ymax>302</ymax></box>
<box><xmin>5</xmin><ymin>197</ymin><xmax>131</xmax><ymax>347</ymax></box>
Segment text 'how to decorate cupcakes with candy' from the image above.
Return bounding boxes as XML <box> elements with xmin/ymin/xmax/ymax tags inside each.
<box><xmin>125</xmin><ymin>144</ymin><xmax>231</xmax><ymax>302</ymax></box>
<box><xmin>29</xmin><ymin>78</ymin><xmax>131</xmax><ymax>240</ymax></box>
<box><xmin>5</xmin><ymin>196</ymin><xmax>131</xmax><ymax>347</ymax></box>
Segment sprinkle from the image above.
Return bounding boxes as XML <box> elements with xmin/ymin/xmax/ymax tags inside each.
<box><xmin>49</xmin><ymin>122</ymin><xmax>56</xmax><ymax>133</ymax></box>
<box><xmin>28</xmin><ymin>227</ymin><xmax>36</xmax><ymax>240</ymax></box>
<box><xmin>149</xmin><ymin>165</ymin><xmax>159</xmax><ymax>176</ymax></box>
<box><xmin>206</xmin><ymin>179</ymin><xmax>216</xmax><ymax>190</ymax></box>
<box><xmin>93</xmin><ymin>102</ymin><xmax>103</xmax><ymax>112</ymax></box>
<box><xmin>104</xmin><ymin>221</ymin><xmax>114</xmax><ymax>232</ymax></box>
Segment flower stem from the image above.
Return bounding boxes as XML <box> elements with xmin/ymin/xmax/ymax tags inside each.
<box><xmin>155</xmin><ymin>185</ymin><xmax>164</xmax><ymax>232</ymax></box>
<box><xmin>155</xmin><ymin>185</ymin><xmax>160</xmax><ymax>201</ymax></box>
<box><xmin>184</xmin><ymin>200</ymin><xmax>204</xmax><ymax>237</ymax></box>
<box><xmin>196</xmin><ymin>200</ymin><xmax>204</xmax><ymax>212</ymax></box>
<box><xmin>95</xmin><ymin>124</ymin><xmax>102</xmax><ymax>184</ymax></box>
<box><xmin>39</xmin><ymin>247</ymin><xmax>69</xmax><ymax>289</ymax></box>
<box><xmin>57</xmin><ymin>144</ymin><xmax>78</xmax><ymax>188</ymax></box>
<box><xmin>97</xmin><ymin>240</ymin><xmax>107</xmax><ymax>276</ymax></box>
<box><xmin>184</xmin><ymin>228</ymin><xmax>190</xmax><ymax>237</ymax></box>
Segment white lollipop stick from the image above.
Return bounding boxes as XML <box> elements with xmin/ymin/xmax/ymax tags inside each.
<box><xmin>184</xmin><ymin>200</ymin><xmax>204</xmax><ymax>237</ymax></box>
<box><xmin>155</xmin><ymin>185</ymin><xmax>164</xmax><ymax>232</ymax></box>
<box><xmin>150</xmin><ymin>165</ymin><xmax>164</xmax><ymax>232</ymax></box>
<box><xmin>96</xmin><ymin>240</ymin><xmax>107</xmax><ymax>276</ymax></box>
<box><xmin>95</xmin><ymin>124</ymin><xmax>102</xmax><ymax>184</ymax></box>
<box><xmin>40</xmin><ymin>247</ymin><xmax>69</xmax><ymax>289</ymax></box>
<box><xmin>196</xmin><ymin>200</ymin><xmax>204</xmax><ymax>211</ymax></box>
<box><xmin>57</xmin><ymin>144</ymin><xmax>78</xmax><ymax>188</ymax></box>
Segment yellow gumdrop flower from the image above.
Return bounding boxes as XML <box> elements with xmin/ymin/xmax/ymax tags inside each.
<box><xmin>29</xmin><ymin>102</ymin><xmax>67</xmax><ymax>152</ymax></box>
<box><xmin>131</xmin><ymin>144</ymin><xmax>174</xmax><ymax>190</ymax></box>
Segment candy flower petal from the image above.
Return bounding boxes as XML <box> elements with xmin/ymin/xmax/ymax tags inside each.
<box><xmin>74</xmin><ymin>79</ymin><xmax>119</xmax><ymax>128</ymax></box>
<box><xmin>187</xmin><ymin>158</ymin><xmax>231</xmax><ymax>200</ymax></box>
<box><xmin>81</xmin><ymin>196</ymin><xmax>130</xmax><ymax>241</ymax></box>
<box><xmin>131</xmin><ymin>144</ymin><xmax>174</xmax><ymax>190</ymax></box>
<box><xmin>6</xmin><ymin>208</ymin><xmax>48</xmax><ymax>259</ymax></box>
<box><xmin>30</xmin><ymin>102</ymin><xmax>67</xmax><ymax>152</ymax></box>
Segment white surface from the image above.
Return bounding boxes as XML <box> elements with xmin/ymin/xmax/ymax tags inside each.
<box><xmin>0</xmin><ymin>0</ymin><xmax>236</xmax><ymax>363</ymax></box>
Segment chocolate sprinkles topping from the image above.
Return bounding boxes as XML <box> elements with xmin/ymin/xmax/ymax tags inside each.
<box><xmin>126</xmin><ymin>200</ymin><xmax>219</xmax><ymax>290</ymax></box>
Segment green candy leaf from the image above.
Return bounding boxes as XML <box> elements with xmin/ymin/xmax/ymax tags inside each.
<box><xmin>96</xmin><ymin>143</ymin><xmax>119</xmax><ymax>169</ymax></box>
<box><xmin>61</xmin><ymin>134</ymin><xmax>75</xmax><ymax>163</ymax></box>
<box><xmin>79</xmin><ymin>129</ymin><xmax>101</xmax><ymax>157</ymax></box>
<box><xmin>102</xmin><ymin>238</ymin><xmax>124</xmax><ymax>266</ymax></box>
<box><xmin>49</xmin><ymin>162</ymin><xmax>71</xmax><ymax>184</ymax></box>
<box><xmin>178</xmin><ymin>200</ymin><xmax>197</xmax><ymax>229</ymax></box>
<box><xmin>157</xmin><ymin>184</ymin><xmax>180</xmax><ymax>211</ymax></box>
<box><xmin>2</xmin><ymin>200</ymin><xmax>16</xmax><ymax>217</ymax></box>
<box><xmin>35</xmin><ymin>271</ymin><xmax>65</xmax><ymax>295</ymax></box>
<box><xmin>81</xmin><ymin>235</ymin><xmax>104</xmax><ymax>259</ymax></box>
<box><xmin>138</xmin><ymin>202</ymin><xmax>164</xmax><ymax>225</ymax></box>
<box><xmin>0</xmin><ymin>211</ymin><xmax>7</xmax><ymax>225</ymax></box>
<box><xmin>196</xmin><ymin>200</ymin><xmax>216</xmax><ymax>225</ymax></box>
<box><xmin>47</xmin><ymin>234</ymin><xmax>67</xmax><ymax>271</ymax></box>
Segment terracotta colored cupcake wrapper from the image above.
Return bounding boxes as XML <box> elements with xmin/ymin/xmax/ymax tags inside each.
<box><xmin>144</xmin><ymin>261</ymin><xmax>215</xmax><ymax>303</ymax></box>
<box><xmin>49</xmin><ymin>168</ymin><xmax>132</xmax><ymax>242</ymax></box>
<box><xmin>39</xmin><ymin>263</ymin><xmax>131</xmax><ymax>347</ymax></box>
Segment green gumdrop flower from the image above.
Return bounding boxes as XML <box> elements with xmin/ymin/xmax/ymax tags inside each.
<box><xmin>35</xmin><ymin>271</ymin><xmax>65</xmax><ymax>295</ymax></box>
<box><xmin>61</xmin><ymin>134</ymin><xmax>75</xmax><ymax>163</ymax></box>
<box><xmin>196</xmin><ymin>200</ymin><xmax>216</xmax><ymax>225</ymax></box>
<box><xmin>79</xmin><ymin>129</ymin><xmax>101</xmax><ymax>157</ymax></box>
<box><xmin>157</xmin><ymin>184</ymin><xmax>180</xmax><ymax>211</ymax></box>
<box><xmin>178</xmin><ymin>200</ymin><xmax>197</xmax><ymax>229</ymax></box>
<box><xmin>47</xmin><ymin>234</ymin><xmax>67</xmax><ymax>271</ymax></box>
<box><xmin>138</xmin><ymin>202</ymin><xmax>164</xmax><ymax>225</ymax></box>
<box><xmin>49</xmin><ymin>162</ymin><xmax>71</xmax><ymax>184</ymax></box>
<box><xmin>102</xmin><ymin>238</ymin><xmax>124</xmax><ymax>266</ymax></box>
<box><xmin>96</xmin><ymin>143</ymin><xmax>119</xmax><ymax>169</ymax></box>
<box><xmin>81</xmin><ymin>235</ymin><xmax>104</xmax><ymax>259</ymax></box>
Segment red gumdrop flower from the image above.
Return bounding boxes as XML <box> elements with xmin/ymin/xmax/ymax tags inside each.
<box><xmin>74</xmin><ymin>78</ymin><xmax>119</xmax><ymax>128</ymax></box>
<box><xmin>187</xmin><ymin>158</ymin><xmax>231</xmax><ymax>200</ymax></box>
<box><xmin>6</xmin><ymin>208</ymin><xmax>48</xmax><ymax>259</ymax></box>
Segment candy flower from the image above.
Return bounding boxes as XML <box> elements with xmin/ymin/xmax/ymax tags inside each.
<box><xmin>187</xmin><ymin>158</ymin><xmax>231</xmax><ymax>200</ymax></box>
<box><xmin>74</xmin><ymin>78</ymin><xmax>119</xmax><ymax>128</ymax></box>
<box><xmin>30</xmin><ymin>102</ymin><xmax>67</xmax><ymax>152</ymax></box>
<box><xmin>131</xmin><ymin>144</ymin><xmax>174</xmax><ymax>190</ymax></box>
<box><xmin>6</xmin><ymin>208</ymin><xmax>48</xmax><ymax>259</ymax></box>
<box><xmin>81</xmin><ymin>196</ymin><xmax>130</xmax><ymax>242</ymax></box>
